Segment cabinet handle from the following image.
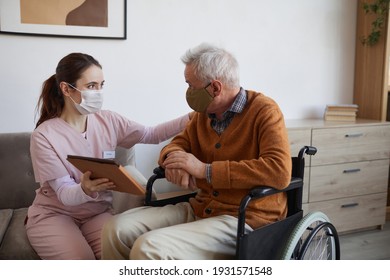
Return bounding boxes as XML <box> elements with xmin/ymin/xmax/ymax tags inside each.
<box><xmin>341</xmin><ymin>203</ymin><xmax>359</xmax><ymax>208</ymax></box>
<box><xmin>345</xmin><ymin>133</ymin><xmax>363</xmax><ymax>138</ymax></box>
<box><xmin>343</xmin><ymin>168</ymin><xmax>361</xmax><ymax>173</ymax></box>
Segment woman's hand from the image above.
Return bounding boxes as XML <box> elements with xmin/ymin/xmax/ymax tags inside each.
<box><xmin>80</xmin><ymin>171</ymin><xmax>115</xmax><ymax>196</ymax></box>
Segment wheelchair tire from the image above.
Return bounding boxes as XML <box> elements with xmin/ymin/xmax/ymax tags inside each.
<box><xmin>298</xmin><ymin>221</ymin><xmax>340</xmax><ymax>260</ymax></box>
<box><xmin>280</xmin><ymin>211</ymin><xmax>339</xmax><ymax>260</ymax></box>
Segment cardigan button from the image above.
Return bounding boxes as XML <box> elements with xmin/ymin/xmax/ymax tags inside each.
<box><xmin>215</xmin><ymin>143</ymin><xmax>221</xmax><ymax>149</ymax></box>
<box><xmin>205</xmin><ymin>208</ymin><xmax>212</xmax><ymax>215</ymax></box>
<box><xmin>213</xmin><ymin>191</ymin><xmax>219</xmax><ymax>197</ymax></box>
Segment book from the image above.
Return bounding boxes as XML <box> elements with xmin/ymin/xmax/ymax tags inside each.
<box><xmin>324</xmin><ymin>103</ymin><xmax>358</xmax><ymax>121</ymax></box>
<box><xmin>67</xmin><ymin>155</ymin><xmax>145</xmax><ymax>195</ymax></box>
<box><xmin>325</xmin><ymin>104</ymin><xmax>359</xmax><ymax>112</ymax></box>
<box><xmin>324</xmin><ymin>114</ymin><xmax>356</xmax><ymax>121</ymax></box>
<box><xmin>324</xmin><ymin>110</ymin><xmax>357</xmax><ymax>117</ymax></box>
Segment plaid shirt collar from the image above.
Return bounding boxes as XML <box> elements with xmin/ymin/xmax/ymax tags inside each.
<box><xmin>209</xmin><ymin>87</ymin><xmax>247</xmax><ymax>118</ymax></box>
<box><xmin>208</xmin><ymin>88</ymin><xmax>247</xmax><ymax>134</ymax></box>
<box><xmin>228</xmin><ymin>87</ymin><xmax>247</xmax><ymax>114</ymax></box>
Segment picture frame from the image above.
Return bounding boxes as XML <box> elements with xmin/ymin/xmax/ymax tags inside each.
<box><xmin>0</xmin><ymin>0</ymin><xmax>127</xmax><ymax>39</ymax></box>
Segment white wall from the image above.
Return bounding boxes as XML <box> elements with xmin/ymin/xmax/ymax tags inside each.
<box><xmin>0</xmin><ymin>0</ymin><xmax>357</xmax><ymax>178</ymax></box>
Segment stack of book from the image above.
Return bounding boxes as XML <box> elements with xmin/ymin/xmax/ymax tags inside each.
<box><xmin>324</xmin><ymin>104</ymin><xmax>358</xmax><ymax>121</ymax></box>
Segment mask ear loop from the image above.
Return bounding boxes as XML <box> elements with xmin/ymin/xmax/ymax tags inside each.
<box><xmin>64</xmin><ymin>82</ymin><xmax>81</xmax><ymax>104</ymax></box>
<box><xmin>68</xmin><ymin>95</ymin><xmax>79</xmax><ymax>105</ymax></box>
<box><xmin>66</xmin><ymin>82</ymin><xmax>82</xmax><ymax>93</ymax></box>
<box><xmin>205</xmin><ymin>82</ymin><xmax>215</xmax><ymax>98</ymax></box>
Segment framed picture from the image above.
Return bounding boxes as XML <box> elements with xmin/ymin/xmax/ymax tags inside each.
<box><xmin>0</xmin><ymin>0</ymin><xmax>127</xmax><ymax>39</ymax></box>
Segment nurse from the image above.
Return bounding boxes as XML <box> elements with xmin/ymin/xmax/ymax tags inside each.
<box><xmin>25</xmin><ymin>52</ymin><xmax>191</xmax><ymax>260</ymax></box>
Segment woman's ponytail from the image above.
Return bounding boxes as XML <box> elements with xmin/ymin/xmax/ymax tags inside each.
<box><xmin>35</xmin><ymin>74</ymin><xmax>64</xmax><ymax>128</ymax></box>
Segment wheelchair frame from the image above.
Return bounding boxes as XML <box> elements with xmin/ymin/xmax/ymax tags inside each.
<box><xmin>145</xmin><ymin>146</ymin><xmax>340</xmax><ymax>260</ymax></box>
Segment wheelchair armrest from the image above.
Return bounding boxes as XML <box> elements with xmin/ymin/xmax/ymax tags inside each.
<box><xmin>237</xmin><ymin>177</ymin><xmax>303</xmax><ymax>239</ymax></box>
<box><xmin>152</xmin><ymin>166</ymin><xmax>166</xmax><ymax>178</ymax></box>
<box><xmin>246</xmin><ymin>177</ymin><xmax>302</xmax><ymax>200</ymax></box>
<box><xmin>145</xmin><ymin>166</ymin><xmax>197</xmax><ymax>206</ymax></box>
<box><xmin>145</xmin><ymin>166</ymin><xmax>164</xmax><ymax>205</ymax></box>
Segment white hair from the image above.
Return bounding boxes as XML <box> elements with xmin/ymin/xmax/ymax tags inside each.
<box><xmin>181</xmin><ymin>43</ymin><xmax>240</xmax><ymax>88</ymax></box>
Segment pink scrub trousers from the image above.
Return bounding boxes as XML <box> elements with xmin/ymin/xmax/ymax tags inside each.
<box><xmin>26</xmin><ymin>210</ymin><xmax>112</xmax><ymax>260</ymax></box>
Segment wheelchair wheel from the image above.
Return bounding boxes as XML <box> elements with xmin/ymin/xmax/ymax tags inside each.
<box><xmin>280</xmin><ymin>211</ymin><xmax>340</xmax><ymax>260</ymax></box>
<box><xmin>298</xmin><ymin>221</ymin><xmax>340</xmax><ymax>259</ymax></box>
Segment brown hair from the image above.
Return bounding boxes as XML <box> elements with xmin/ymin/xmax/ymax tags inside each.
<box><xmin>35</xmin><ymin>53</ymin><xmax>102</xmax><ymax>128</ymax></box>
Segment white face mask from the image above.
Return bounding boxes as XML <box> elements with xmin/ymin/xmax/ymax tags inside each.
<box><xmin>67</xmin><ymin>83</ymin><xmax>103</xmax><ymax>115</ymax></box>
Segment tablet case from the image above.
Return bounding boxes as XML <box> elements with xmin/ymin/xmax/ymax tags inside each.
<box><xmin>67</xmin><ymin>155</ymin><xmax>145</xmax><ymax>195</ymax></box>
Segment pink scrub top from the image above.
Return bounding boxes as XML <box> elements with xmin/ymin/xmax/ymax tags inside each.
<box><xmin>28</xmin><ymin>110</ymin><xmax>189</xmax><ymax>220</ymax></box>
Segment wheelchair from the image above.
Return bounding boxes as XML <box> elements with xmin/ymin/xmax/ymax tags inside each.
<box><xmin>144</xmin><ymin>146</ymin><xmax>340</xmax><ymax>260</ymax></box>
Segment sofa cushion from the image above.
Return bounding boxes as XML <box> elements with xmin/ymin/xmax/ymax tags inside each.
<box><xmin>0</xmin><ymin>208</ymin><xmax>40</xmax><ymax>260</ymax></box>
<box><xmin>0</xmin><ymin>209</ymin><xmax>12</xmax><ymax>244</ymax></box>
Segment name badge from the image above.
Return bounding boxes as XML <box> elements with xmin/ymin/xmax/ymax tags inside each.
<box><xmin>102</xmin><ymin>150</ymin><xmax>116</xmax><ymax>159</ymax></box>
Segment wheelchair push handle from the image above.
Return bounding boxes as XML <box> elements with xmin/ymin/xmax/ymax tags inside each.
<box><xmin>298</xmin><ymin>145</ymin><xmax>317</xmax><ymax>160</ymax></box>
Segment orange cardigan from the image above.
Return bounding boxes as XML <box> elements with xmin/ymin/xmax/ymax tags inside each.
<box><xmin>159</xmin><ymin>90</ymin><xmax>291</xmax><ymax>229</ymax></box>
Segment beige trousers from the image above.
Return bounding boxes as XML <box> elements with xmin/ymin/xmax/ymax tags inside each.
<box><xmin>101</xmin><ymin>202</ymin><xmax>252</xmax><ymax>260</ymax></box>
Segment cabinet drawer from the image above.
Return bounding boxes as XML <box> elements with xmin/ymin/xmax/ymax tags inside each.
<box><xmin>303</xmin><ymin>192</ymin><xmax>387</xmax><ymax>233</ymax></box>
<box><xmin>311</xmin><ymin>125</ymin><xmax>390</xmax><ymax>165</ymax></box>
<box><xmin>309</xmin><ymin>159</ymin><xmax>389</xmax><ymax>202</ymax></box>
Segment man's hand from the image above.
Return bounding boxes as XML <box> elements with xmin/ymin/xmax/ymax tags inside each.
<box><xmin>164</xmin><ymin>168</ymin><xmax>197</xmax><ymax>190</ymax></box>
<box><xmin>162</xmin><ymin>151</ymin><xmax>206</xmax><ymax>179</ymax></box>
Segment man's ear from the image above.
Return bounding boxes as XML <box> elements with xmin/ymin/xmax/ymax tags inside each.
<box><xmin>59</xmin><ymin>81</ymin><xmax>70</xmax><ymax>97</ymax></box>
<box><xmin>211</xmin><ymin>80</ymin><xmax>222</xmax><ymax>97</ymax></box>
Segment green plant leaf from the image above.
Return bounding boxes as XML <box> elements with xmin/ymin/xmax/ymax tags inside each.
<box><xmin>361</xmin><ymin>0</ymin><xmax>390</xmax><ymax>46</ymax></box>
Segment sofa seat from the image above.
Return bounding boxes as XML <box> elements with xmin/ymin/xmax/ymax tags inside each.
<box><xmin>0</xmin><ymin>209</ymin><xmax>12</xmax><ymax>243</ymax></box>
<box><xmin>0</xmin><ymin>208</ymin><xmax>39</xmax><ymax>259</ymax></box>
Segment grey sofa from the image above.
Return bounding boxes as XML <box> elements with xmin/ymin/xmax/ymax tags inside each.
<box><xmin>0</xmin><ymin>132</ymin><xmax>146</xmax><ymax>260</ymax></box>
<box><xmin>0</xmin><ymin>132</ymin><xmax>40</xmax><ymax>259</ymax></box>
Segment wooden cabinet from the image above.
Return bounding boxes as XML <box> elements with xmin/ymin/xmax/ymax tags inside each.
<box><xmin>286</xmin><ymin>119</ymin><xmax>390</xmax><ymax>233</ymax></box>
<box><xmin>354</xmin><ymin>0</ymin><xmax>390</xmax><ymax>219</ymax></box>
<box><xmin>354</xmin><ymin>0</ymin><xmax>389</xmax><ymax>121</ymax></box>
